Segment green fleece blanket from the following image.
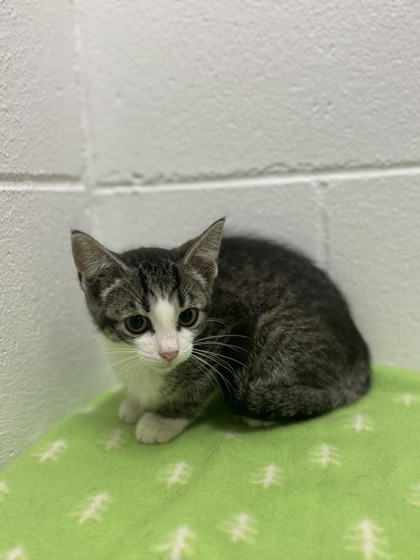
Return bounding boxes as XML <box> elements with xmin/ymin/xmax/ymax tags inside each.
<box><xmin>1</xmin><ymin>365</ymin><xmax>420</xmax><ymax>560</ymax></box>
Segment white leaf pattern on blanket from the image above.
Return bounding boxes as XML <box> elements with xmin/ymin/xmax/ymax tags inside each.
<box><xmin>345</xmin><ymin>519</ymin><xmax>391</xmax><ymax>559</ymax></box>
<box><xmin>309</xmin><ymin>444</ymin><xmax>341</xmax><ymax>467</ymax></box>
<box><xmin>34</xmin><ymin>440</ymin><xmax>68</xmax><ymax>463</ymax></box>
<box><xmin>250</xmin><ymin>464</ymin><xmax>282</xmax><ymax>489</ymax></box>
<box><xmin>2</xmin><ymin>366</ymin><xmax>419</xmax><ymax>559</ymax></box>
<box><xmin>71</xmin><ymin>492</ymin><xmax>111</xmax><ymax>524</ymax></box>
<box><xmin>102</xmin><ymin>429</ymin><xmax>126</xmax><ymax>450</ymax></box>
<box><xmin>0</xmin><ymin>546</ymin><xmax>27</xmax><ymax>560</ymax></box>
<box><xmin>393</xmin><ymin>393</ymin><xmax>419</xmax><ymax>406</ymax></box>
<box><xmin>344</xmin><ymin>414</ymin><xmax>374</xmax><ymax>433</ymax></box>
<box><xmin>407</xmin><ymin>483</ymin><xmax>420</xmax><ymax>507</ymax></box>
<box><xmin>0</xmin><ymin>481</ymin><xmax>10</xmax><ymax>502</ymax></box>
<box><xmin>159</xmin><ymin>461</ymin><xmax>191</xmax><ymax>486</ymax></box>
<box><xmin>218</xmin><ymin>429</ymin><xmax>242</xmax><ymax>441</ymax></box>
<box><xmin>219</xmin><ymin>513</ymin><xmax>257</xmax><ymax>544</ymax></box>
<box><xmin>155</xmin><ymin>525</ymin><xmax>196</xmax><ymax>560</ymax></box>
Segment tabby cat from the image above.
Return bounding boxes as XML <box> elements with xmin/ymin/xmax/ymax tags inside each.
<box><xmin>71</xmin><ymin>218</ymin><xmax>370</xmax><ymax>443</ymax></box>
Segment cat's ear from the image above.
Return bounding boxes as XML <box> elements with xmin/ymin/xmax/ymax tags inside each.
<box><xmin>178</xmin><ymin>218</ymin><xmax>225</xmax><ymax>280</ymax></box>
<box><xmin>71</xmin><ymin>231</ymin><xmax>130</xmax><ymax>292</ymax></box>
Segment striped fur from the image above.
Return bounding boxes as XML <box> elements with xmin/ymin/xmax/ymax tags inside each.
<box><xmin>71</xmin><ymin>219</ymin><xmax>371</xmax><ymax>442</ymax></box>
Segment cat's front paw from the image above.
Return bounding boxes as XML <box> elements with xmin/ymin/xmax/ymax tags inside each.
<box><xmin>135</xmin><ymin>413</ymin><xmax>190</xmax><ymax>444</ymax></box>
<box><xmin>119</xmin><ymin>397</ymin><xmax>144</xmax><ymax>424</ymax></box>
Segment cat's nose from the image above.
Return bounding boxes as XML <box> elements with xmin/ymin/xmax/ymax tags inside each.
<box><xmin>159</xmin><ymin>350</ymin><xmax>179</xmax><ymax>362</ymax></box>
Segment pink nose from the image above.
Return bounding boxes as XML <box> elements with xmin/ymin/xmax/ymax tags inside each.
<box><xmin>159</xmin><ymin>350</ymin><xmax>179</xmax><ymax>362</ymax></box>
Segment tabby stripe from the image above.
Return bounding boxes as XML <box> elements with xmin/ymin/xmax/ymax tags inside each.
<box><xmin>137</xmin><ymin>268</ymin><xmax>151</xmax><ymax>311</ymax></box>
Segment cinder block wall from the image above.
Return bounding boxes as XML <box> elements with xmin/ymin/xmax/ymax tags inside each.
<box><xmin>1</xmin><ymin>1</ymin><xmax>419</xmax><ymax>467</ymax></box>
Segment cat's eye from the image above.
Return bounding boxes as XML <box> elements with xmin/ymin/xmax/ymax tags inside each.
<box><xmin>178</xmin><ymin>308</ymin><xmax>199</xmax><ymax>328</ymax></box>
<box><xmin>124</xmin><ymin>315</ymin><xmax>150</xmax><ymax>335</ymax></box>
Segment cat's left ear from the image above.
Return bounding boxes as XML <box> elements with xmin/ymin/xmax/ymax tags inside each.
<box><xmin>178</xmin><ymin>218</ymin><xmax>225</xmax><ymax>281</ymax></box>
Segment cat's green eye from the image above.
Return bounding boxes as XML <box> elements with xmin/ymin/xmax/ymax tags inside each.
<box><xmin>124</xmin><ymin>315</ymin><xmax>150</xmax><ymax>335</ymax></box>
<box><xmin>178</xmin><ymin>308</ymin><xmax>199</xmax><ymax>328</ymax></box>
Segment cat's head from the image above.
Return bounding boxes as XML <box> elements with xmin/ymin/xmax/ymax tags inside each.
<box><xmin>71</xmin><ymin>219</ymin><xmax>225</xmax><ymax>371</ymax></box>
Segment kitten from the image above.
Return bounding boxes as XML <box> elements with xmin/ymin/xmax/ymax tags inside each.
<box><xmin>71</xmin><ymin>218</ymin><xmax>370</xmax><ymax>443</ymax></box>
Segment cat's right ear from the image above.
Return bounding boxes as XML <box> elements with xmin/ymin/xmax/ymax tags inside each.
<box><xmin>71</xmin><ymin>231</ymin><xmax>129</xmax><ymax>292</ymax></box>
<box><xmin>177</xmin><ymin>218</ymin><xmax>225</xmax><ymax>282</ymax></box>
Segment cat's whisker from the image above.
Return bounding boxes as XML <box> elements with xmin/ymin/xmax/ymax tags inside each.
<box><xmin>193</xmin><ymin>350</ymin><xmax>238</xmax><ymax>388</ymax></box>
<box><xmin>194</xmin><ymin>335</ymin><xmax>250</xmax><ymax>354</ymax></box>
<box><xmin>190</xmin><ymin>349</ymin><xmax>238</xmax><ymax>393</ymax></box>
<box><xmin>195</xmin><ymin>348</ymin><xmax>245</xmax><ymax>365</ymax></box>
<box><xmin>103</xmin><ymin>349</ymin><xmax>139</xmax><ymax>355</ymax></box>
<box><xmin>193</xmin><ymin>347</ymin><xmax>247</xmax><ymax>371</ymax></box>
<box><xmin>199</xmin><ymin>350</ymin><xmax>244</xmax><ymax>385</ymax></box>
<box><xmin>116</xmin><ymin>358</ymin><xmax>145</xmax><ymax>380</ymax></box>
<box><xmin>103</xmin><ymin>348</ymin><xmax>140</xmax><ymax>360</ymax></box>
<box><xmin>110</xmin><ymin>353</ymin><xmax>139</xmax><ymax>369</ymax></box>
<box><xmin>195</xmin><ymin>333</ymin><xmax>251</xmax><ymax>341</ymax></box>
<box><xmin>205</xmin><ymin>317</ymin><xmax>228</xmax><ymax>326</ymax></box>
<box><xmin>107</xmin><ymin>355</ymin><xmax>140</xmax><ymax>368</ymax></box>
<box><xmin>108</xmin><ymin>352</ymin><xmax>152</xmax><ymax>376</ymax></box>
<box><xmin>192</xmin><ymin>350</ymin><xmax>242</xmax><ymax>387</ymax></box>
<box><xmin>187</xmin><ymin>354</ymin><xmax>231</xmax><ymax>396</ymax></box>
<box><xmin>194</xmin><ymin>340</ymin><xmax>245</xmax><ymax>353</ymax></box>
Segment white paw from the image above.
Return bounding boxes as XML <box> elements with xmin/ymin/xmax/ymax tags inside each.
<box><xmin>119</xmin><ymin>397</ymin><xmax>144</xmax><ymax>424</ymax></box>
<box><xmin>135</xmin><ymin>413</ymin><xmax>190</xmax><ymax>444</ymax></box>
<box><xmin>242</xmin><ymin>417</ymin><xmax>277</xmax><ymax>428</ymax></box>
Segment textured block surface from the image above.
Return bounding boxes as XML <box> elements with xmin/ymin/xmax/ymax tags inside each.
<box><xmin>325</xmin><ymin>172</ymin><xmax>420</xmax><ymax>370</ymax></box>
<box><xmin>92</xmin><ymin>181</ymin><xmax>320</xmax><ymax>261</ymax></box>
<box><xmin>78</xmin><ymin>0</ymin><xmax>420</xmax><ymax>183</ymax></box>
<box><xmin>0</xmin><ymin>187</ymin><xmax>112</xmax><ymax>468</ymax></box>
<box><xmin>0</xmin><ymin>2</ymin><xmax>81</xmax><ymax>175</ymax></box>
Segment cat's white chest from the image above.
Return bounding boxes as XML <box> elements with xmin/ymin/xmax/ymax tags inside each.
<box><xmin>101</xmin><ymin>337</ymin><xmax>164</xmax><ymax>409</ymax></box>
<box><xmin>121</xmin><ymin>364</ymin><xmax>164</xmax><ymax>409</ymax></box>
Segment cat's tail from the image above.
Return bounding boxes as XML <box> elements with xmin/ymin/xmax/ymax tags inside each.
<box><xmin>228</xmin><ymin>357</ymin><xmax>371</xmax><ymax>422</ymax></box>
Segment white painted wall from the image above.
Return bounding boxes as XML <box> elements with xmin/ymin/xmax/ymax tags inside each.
<box><xmin>0</xmin><ymin>1</ymin><xmax>82</xmax><ymax>176</ymax></box>
<box><xmin>0</xmin><ymin>187</ymin><xmax>112</xmax><ymax>466</ymax></box>
<box><xmin>0</xmin><ymin>1</ymin><xmax>114</xmax><ymax>468</ymax></box>
<box><xmin>1</xmin><ymin>0</ymin><xmax>420</xmax><ymax>467</ymax></box>
<box><xmin>77</xmin><ymin>0</ymin><xmax>420</xmax><ymax>183</ymax></box>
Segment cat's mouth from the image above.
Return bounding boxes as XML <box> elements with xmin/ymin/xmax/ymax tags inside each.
<box><xmin>158</xmin><ymin>355</ymin><xmax>186</xmax><ymax>370</ymax></box>
<box><xmin>140</xmin><ymin>354</ymin><xmax>185</xmax><ymax>371</ymax></box>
